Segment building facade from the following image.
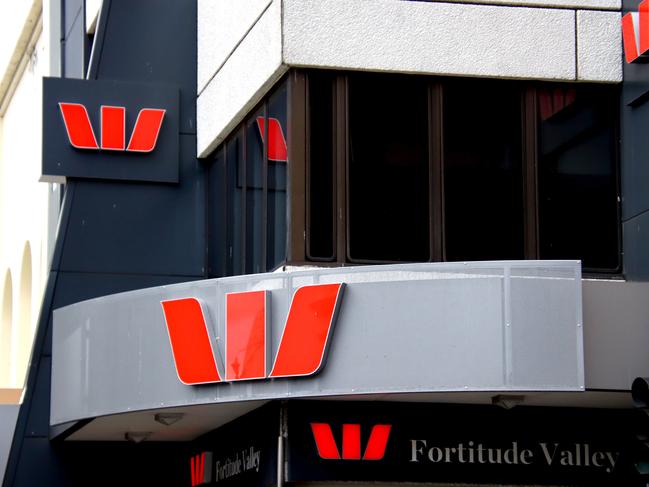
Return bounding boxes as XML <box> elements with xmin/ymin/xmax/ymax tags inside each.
<box><xmin>0</xmin><ymin>0</ymin><xmax>62</xmax><ymax>479</ymax></box>
<box><xmin>2</xmin><ymin>0</ymin><xmax>649</xmax><ymax>485</ymax></box>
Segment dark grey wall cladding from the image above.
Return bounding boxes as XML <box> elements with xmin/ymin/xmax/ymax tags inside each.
<box><xmin>621</xmin><ymin>99</ymin><xmax>649</xmax><ymax>223</ymax></box>
<box><xmin>622</xmin><ymin>0</ymin><xmax>649</xmax><ymax>280</ymax></box>
<box><xmin>58</xmin><ymin>137</ymin><xmax>203</xmax><ymax>275</ymax></box>
<box><xmin>94</xmin><ymin>0</ymin><xmax>197</xmax><ymax>134</ymax></box>
<box><xmin>623</xmin><ymin>214</ymin><xmax>649</xmax><ymax>281</ymax></box>
<box><xmin>3</xmin><ymin>1</ymin><xmax>200</xmax><ymax>485</ymax></box>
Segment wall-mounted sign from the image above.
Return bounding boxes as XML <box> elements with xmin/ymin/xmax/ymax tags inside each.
<box><xmin>161</xmin><ymin>283</ymin><xmax>345</xmax><ymax>385</ymax></box>
<box><xmin>288</xmin><ymin>402</ymin><xmax>639</xmax><ymax>486</ymax></box>
<box><xmin>188</xmin><ymin>404</ymin><xmax>278</xmax><ymax>487</ymax></box>
<box><xmin>42</xmin><ymin>77</ymin><xmax>179</xmax><ymax>182</ymax></box>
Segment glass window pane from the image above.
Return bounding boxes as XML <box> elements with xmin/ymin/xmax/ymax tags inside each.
<box><xmin>537</xmin><ymin>85</ymin><xmax>620</xmax><ymax>271</ymax></box>
<box><xmin>207</xmin><ymin>148</ymin><xmax>226</xmax><ymax>277</ymax></box>
<box><xmin>307</xmin><ymin>72</ymin><xmax>336</xmax><ymax>261</ymax></box>
<box><xmin>246</xmin><ymin>109</ymin><xmax>265</xmax><ymax>274</ymax></box>
<box><xmin>348</xmin><ymin>73</ymin><xmax>430</xmax><ymax>262</ymax></box>
<box><xmin>267</xmin><ymin>82</ymin><xmax>289</xmax><ymax>270</ymax></box>
<box><xmin>227</xmin><ymin>132</ymin><xmax>244</xmax><ymax>276</ymax></box>
<box><xmin>443</xmin><ymin>79</ymin><xmax>524</xmax><ymax>261</ymax></box>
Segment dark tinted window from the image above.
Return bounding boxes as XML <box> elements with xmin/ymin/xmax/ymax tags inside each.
<box><xmin>444</xmin><ymin>79</ymin><xmax>525</xmax><ymax>261</ymax></box>
<box><xmin>537</xmin><ymin>86</ymin><xmax>620</xmax><ymax>271</ymax></box>
<box><xmin>228</xmin><ymin>132</ymin><xmax>244</xmax><ymax>275</ymax></box>
<box><xmin>209</xmin><ymin>72</ymin><xmax>621</xmax><ymax>277</ymax></box>
<box><xmin>207</xmin><ymin>148</ymin><xmax>226</xmax><ymax>277</ymax></box>
<box><xmin>246</xmin><ymin>108</ymin><xmax>265</xmax><ymax>274</ymax></box>
<box><xmin>348</xmin><ymin>73</ymin><xmax>430</xmax><ymax>262</ymax></box>
<box><xmin>307</xmin><ymin>72</ymin><xmax>336</xmax><ymax>261</ymax></box>
<box><xmin>267</xmin><ymin>83</ymin><xmax>289</xmax><ymax>270</ymax></box>
<box><xmin>207</xmin><ymin>79</ymin><xmax>289</xmax><ymax>277</ymax></box>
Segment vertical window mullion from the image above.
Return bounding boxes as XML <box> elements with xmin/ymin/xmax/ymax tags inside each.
<box><xmin>241</xmin><ymin>124</ymin><xmax>247</xmax><ymax>275</ymax></box>
<box><xmin>523</xmin><ymin>86</ymin><xmax>539</xmax><ymax>259</ymax></box>
<box><xmin>221</xmin><ymin>150</ymin><xmax>227</xmax><ymax>276</ymax></box>
<box><xmin>337</xmin><ymin>74</ymin><xmax>348</xmax><ymax>264</ymax></box>
<box><xmin>429</xmin><ymin>82</ymin><xmax>445</xmax><ymax>262</ymax></box>
<box><xmin>262</xmin><ymin>102</ymin><xmax>268</xmax><ymax>270</ymax></box>
<box><xmin>305</xmin><ymin>74</ymin><xmax>312</xmax><ymax>262</ymax></box>
<box><xmin>330</xmin><ymin>78</ymin><xmax>338</xmax><ymax>262</ymax></box>
<box><xmin>224</xmin><ymin>143</ymin><xmax>230</xmax><ymax>276</ymax></box>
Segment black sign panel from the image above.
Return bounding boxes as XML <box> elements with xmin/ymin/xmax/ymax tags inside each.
<box><xmin>187</xmin><ymin>404</ymin><xmax>279</xmax><ymax>487</ymax></box>
<box><xmin>287</xmin><ymin>401</ymin><xmax>640</xmax><ymax>486</ymax></box>
<box><xmin>42</xmin><ymin>77</ymin><xmax>179</xmax><ymax>183</ymax></box>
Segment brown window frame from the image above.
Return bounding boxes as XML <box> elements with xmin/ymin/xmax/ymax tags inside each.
<box><xmin>285</xmin><ymin>69</ymin><xmax>622</xmax><ymax>276</ymax></box>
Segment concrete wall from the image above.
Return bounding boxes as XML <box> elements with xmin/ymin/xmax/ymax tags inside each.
<box><xmin>0</xmin><ymin>1</ymin><xmax>59</xmax><ymax>390</ymax></box>
<box><xmin>197</xmin><ymin>0</ymin><xmax>284</xmax><ymax>158</ymax></box>
<box><xmin>582</xmin><ymin>279</ymin><xmax>649</xmax><ymax>390</ymax></box>
<box><xmin>197</xmin><ymin>0</ymin><xmax>622</xmax><ymax>157</ymax></box>
<box><xmin>0</xmin><ymin>1</ymin><xmax>42</xmax><ymax>110</ymax></box>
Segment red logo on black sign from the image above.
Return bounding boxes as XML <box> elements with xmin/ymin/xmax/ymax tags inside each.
<box><xmin>310</xmin><ymin>423</ymin><xmax>392</xmax><ymax>461</ymax></box>
<box><xmin>190</xmin><ymin>451</ymin><xmax>212</xmax><ymax>486</ymax></box>
<box><xmin>59</xmin><ymin>102</ymin><xmax>165</xmax><ymax>152</ymax></box>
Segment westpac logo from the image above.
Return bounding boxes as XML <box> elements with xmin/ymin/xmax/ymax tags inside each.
<box><xmin>310</xmin><ymin>423</ymin><xmax>392</xmax><ymax>461</ymax></box>
<box><xmin>190</xmin><ymin>452</ymin><xmax>212</xmax><ymax>486</ymax></box>
<box><xmin>58</xmin><ymin>102</ymin><xmax>165</xmax><ymax>152</ymax></box>
<box><xmin>255</xmin><ymin>116</ymin><xmax>287</xmax><ymax>162</ymax></box>
<box><xmin>161</xmin><ymin>283</ymin><xmax>345</xmax><ymax>385</ymax></box>
<box><xmin>622</xmin><ymin>0</ymin><xmax>649</xmax><ymax>63</ymax></box>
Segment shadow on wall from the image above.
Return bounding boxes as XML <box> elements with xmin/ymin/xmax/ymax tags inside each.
<box><xmin>0</xmin><ymin>241</ymin><xmax>33</xmax><ymax>389</ymax></box>
<box><xmin>15</xmin><ymin>242</ymin><xmax>31</xmax><ymax>388</ymax></box>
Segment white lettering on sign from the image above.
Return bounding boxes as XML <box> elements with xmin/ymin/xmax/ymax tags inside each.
<box><xmin>410</xmin><ymin>440</ymin><xmax>619</xmax><ymax>473</ymax></box>
<box><xmin>215</xmin><ymin>446</ymin><xmax>261</xmax><ymax>482</ymax></box>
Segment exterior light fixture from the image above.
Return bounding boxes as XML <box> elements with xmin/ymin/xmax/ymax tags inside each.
<box><xmin>154</xmin><ymin>412</ymin><xmax>184</xmax><ymax>426</ymax></box>
<box><xmin>124</xmin><ymin>431</ymin><xmax>152</xmax><ymax>443</ymax></box>
<box><xmin>491</xmin><ymin>395</ymin><xmax>525</xmax><ymax>410</ymax></box>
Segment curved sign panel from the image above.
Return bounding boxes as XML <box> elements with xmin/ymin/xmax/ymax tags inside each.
<box><xmin>51</xmin><ymin>261</ymin><xmax>583</xmax><ymax>426</ymax></box>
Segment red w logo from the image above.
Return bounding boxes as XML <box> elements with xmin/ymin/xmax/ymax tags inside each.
<box><xmin>622</xmin><ymin>0</ymin><xmax>649</xmax><ymax>63</ymax></box>
<box><xmin>58</xmin><ymin>102</ymin><xmax>165</xmax><ymax>152</ymax></box>
<box><xmin>190</xmin><ymin>451</ymin><xmax>212</xmax><ymax>486</ymax></box>
<box><xmin>161</xmin><ymin>283</ymin><xmax>345</xmax><ymax>385</ymax></box>
<box><xmin>311</xmin><ymin>423</ymin><xmax>392</xmax><ymax>461</ymax></box>
<box><xmin>256</xmin><ymin>117</ymin><xmax>288</xmax><ymax>162</ymax></box>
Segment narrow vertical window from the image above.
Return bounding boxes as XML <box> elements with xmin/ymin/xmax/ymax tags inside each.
<box><xmin>207</xmin><ymin>148</ymin><xmax>226</xmax><ymax>277</ymax></box>
<box><xmin>266</xmin><ymin>84</ymin><xmax>289</xmax><ymax>270</ymax></box>
<box><xmin>443</xmin><ymin>79</ymin><xmax>524</xmax><ymax>261</ymax></box>
<box><xmin>246</xmin><ymin>109</ymin><xmax>265</xmax><ymax>274</ymax></box>
<box><xmin>307</xmin><ymin>72</ymin><xmax>336</xmax><ymax>261</ymax></box>
<box><xmin>227</xmin><ymin>132</ymin><xmax>244</xmax><ymax>276</ymax></box>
